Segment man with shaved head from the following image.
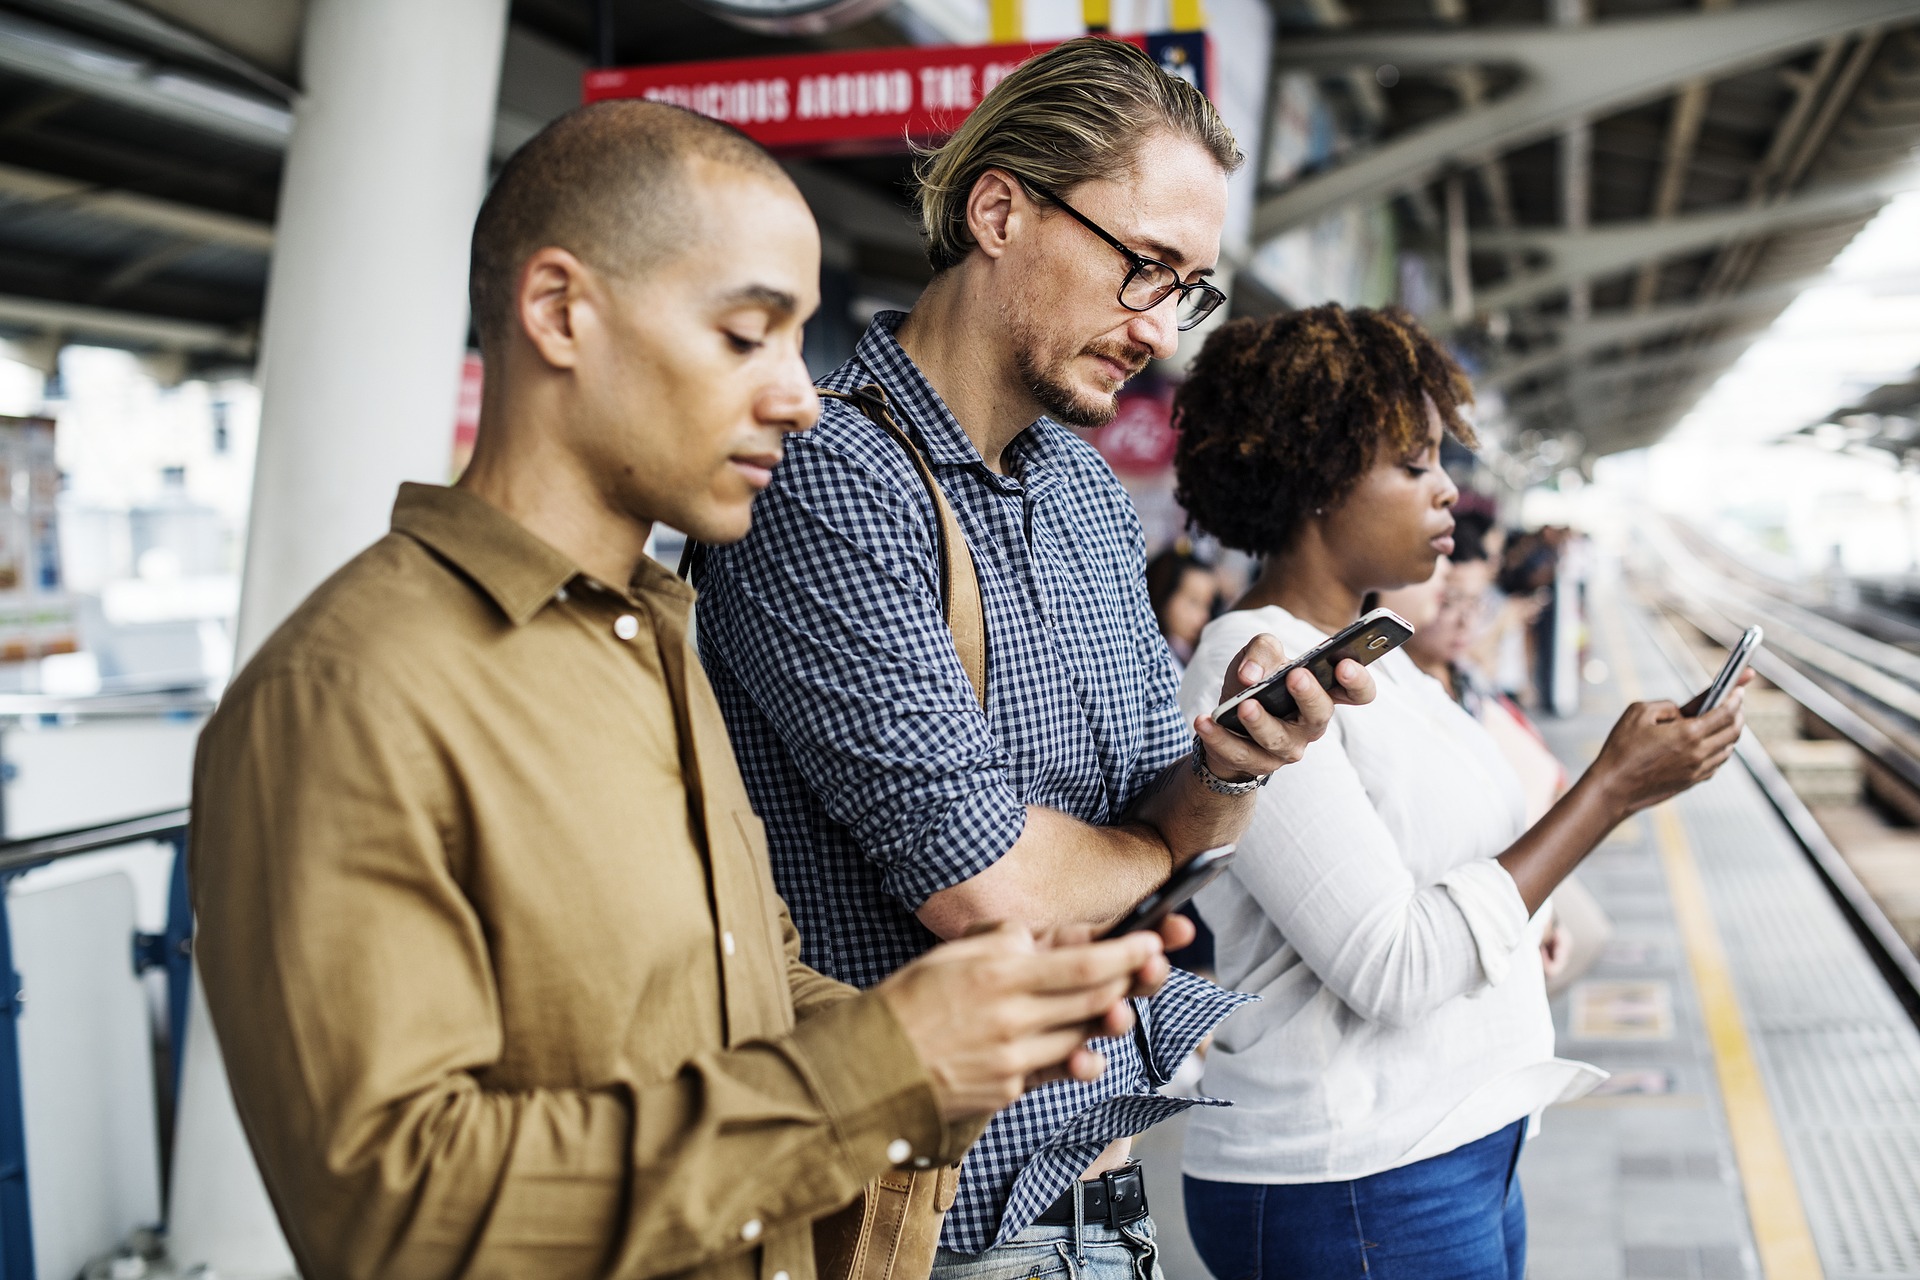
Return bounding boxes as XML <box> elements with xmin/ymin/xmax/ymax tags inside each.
<box><xmin>190</xmin><ymin>100</ymin><xmax>1179</xmax><ymax>1280</ymax></box>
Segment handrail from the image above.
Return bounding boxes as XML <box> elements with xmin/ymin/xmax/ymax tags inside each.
<box><xmin>0</xmin><ymin>687</ymin><xmax>212</xmax><ymax>722</ymax></box>
<box><xmin>0</xmin><ymin>808</ymin><xmax>189</xmax><ymax>877</ymax></box>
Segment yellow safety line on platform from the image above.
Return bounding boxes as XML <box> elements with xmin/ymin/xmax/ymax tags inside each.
<box><xmin>1599</xmin><ymin>591</ymin><xmax>1824</xmax><ymax>1280</ymax></box>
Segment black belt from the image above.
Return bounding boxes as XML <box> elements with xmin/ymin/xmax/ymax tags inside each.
<box><xmin>1033</xmin><ymin>1161</ymin><xmax>1149</xmax><ymax>1229</ymax></box>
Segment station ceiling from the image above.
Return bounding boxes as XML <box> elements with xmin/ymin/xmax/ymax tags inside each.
<box><xmin>0</xmin><ymin>0</ymin><xmax>1911</xmax><ymax>466</ymax></box>
<box><xmin>1263</xmin><ymin>0</ymin><xmax>1920</xmax><ymax>459</ymax></box>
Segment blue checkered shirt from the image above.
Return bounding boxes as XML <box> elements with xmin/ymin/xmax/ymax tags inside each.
<box><xmin>693</xmin><ymin>313</ymin><xmax>1251</xmax><ymax>1254</ymax></box>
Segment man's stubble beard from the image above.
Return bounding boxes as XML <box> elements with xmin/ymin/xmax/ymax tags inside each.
<box><xmin>1004</xmin><ymin>298</ymin><xmax>1144</xmax><ymax>430</ymax></box>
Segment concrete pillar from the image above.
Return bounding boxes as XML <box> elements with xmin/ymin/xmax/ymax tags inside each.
<box><xmin>234</xmin><ymin>0</ymin><xmax>510</xmax><ymax>660</ymax></box>
<box><xmin>171</xmin><ymin>1</ymin><xmax>510</xmax><ymax>1273</ymax></box>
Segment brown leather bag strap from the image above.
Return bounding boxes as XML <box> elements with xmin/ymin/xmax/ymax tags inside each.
<box><xmin>820</xmin><ymin>385</ymin><xmax>989</xmax><ymax>711</ymax></box>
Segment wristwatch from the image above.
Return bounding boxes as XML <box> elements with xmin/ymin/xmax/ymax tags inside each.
<box><xmin>1190</xmin><ymin>733</ymin><xmax>1269</xmax><ymax>796</ymax></box>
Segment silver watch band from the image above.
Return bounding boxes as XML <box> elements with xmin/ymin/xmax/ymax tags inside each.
<box><xmin>1190</xmin><ymin>734</ymin><xmax>1268</xmax><ymax>795</ymax></box>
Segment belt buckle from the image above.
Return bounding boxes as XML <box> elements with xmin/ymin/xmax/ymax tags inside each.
<box><xmin>1098</xmin><ymin>1162</ymin><xmax>1146</xmax><ymax>1227</ymax></box>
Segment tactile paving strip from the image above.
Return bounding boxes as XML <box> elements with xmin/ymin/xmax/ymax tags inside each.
<box><xmin>1634</xmin><ymin>605</ymin><xmax>1920</xmax><ymax>1278</ymax></box>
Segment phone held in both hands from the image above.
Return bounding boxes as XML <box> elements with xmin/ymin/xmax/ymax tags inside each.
<box><xmin>1097</xmin><ymin>845</ymin><xmax>1236</xmax><ymax>940</ymax></box>
<box><xmin>1691</xmin><ymin>625</ymin><xmax>1762</xmax><ymax>716</ymax></box>
<box><xmin>1211</xmin><ymin>607</ymin><xmax>1416</xmax><ymax>736</ymax></box>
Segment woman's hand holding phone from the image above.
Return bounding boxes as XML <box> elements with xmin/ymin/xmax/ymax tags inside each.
<box><xmin>1591</xmin><ymin>669</ymin><xmax>1752</xmax><ymax>818</ymax></box>
<box><xmin>1193</xmin><ymin>633</ymin><xmax>1377</xmax><ymax>783</ymax></box>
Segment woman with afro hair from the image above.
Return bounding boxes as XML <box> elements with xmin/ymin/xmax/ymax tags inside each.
<box><xmin>1169</xmin><ymin>304</ymin><xmax>1748</xmax><ymax>1279</ymax></box>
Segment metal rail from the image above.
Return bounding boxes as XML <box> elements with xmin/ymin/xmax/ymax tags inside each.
<box><xmin>1635</xmin><ymin>523</ymin><xmax>1920</xmax><ymax>1024</ymax></box>
<box><xmin>0</xmin><ymin>807</ymin><xmax>193</xmax><ymax>1280</ymax></box>
<box><xmin>0</xmin><ymin>808</ymin><xmax>188</xmax><ymax>877</ymax></box>
<box><xmin>0</xmin><ymin>685</ymin><xmax>211</xmax><ymax>724</ymax></box>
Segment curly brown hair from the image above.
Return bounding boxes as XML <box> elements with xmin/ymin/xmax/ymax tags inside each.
<box><xmin>1172</xmin><ymin>304</ymin><xmax>1475</xmax><ymax>557</ymax></box>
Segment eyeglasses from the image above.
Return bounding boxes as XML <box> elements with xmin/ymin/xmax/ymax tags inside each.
<box><xmin>1025</xmin><ymin>181</ymin><xmax>1226</xmax><ymax>332</ymax></box>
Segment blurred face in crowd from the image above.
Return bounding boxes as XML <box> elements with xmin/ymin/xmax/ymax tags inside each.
<box><xmin>1320</xmin><ymin>396</ymin><xmax>1460</xmax><ymax>593</ymax></box>
<box><xmin>522</xmin><ymin>159</ymin><xmax>822</xmax><ymax>545</ymax></box>
<box><xmin>998</xmin><ymin>132</ymin><xmax>1227</xmax><ymax>427</ymax></box>
<box><xmin>1380</xmin><ymin>558</ymin><xmax>1450</xmax><ymax>636</ymax></box>
<box><xmin>1160</xmin><ymin>564</ymin><xmax>1219</xmax><ymax>658</ymax></box>
<box><xmin>1441</xmin><ymin>558</ymin><xmax>1496</xmax><ymax>662</ymax></box>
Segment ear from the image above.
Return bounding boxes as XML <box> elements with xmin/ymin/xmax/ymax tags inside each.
<box><xmin>965</xmin><ymin>168</ymin><xmax>1027</xmax><ymax>262</ymax></box>
<box><xmin>514</xmin><ymin>246</ymin><xmax>595</xmax><ymax>370</ymax></box>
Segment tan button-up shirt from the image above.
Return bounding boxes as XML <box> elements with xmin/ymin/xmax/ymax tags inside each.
<box><xmin>191</xmin><ymin>483</ymin><xmax>963</xmax><ymax>1280</ymax></box>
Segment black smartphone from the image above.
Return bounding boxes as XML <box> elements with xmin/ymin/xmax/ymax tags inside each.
<box><xmin>1211</xmin><ymin>607</ymin><xmax>1415</xmax><ymax>736</ymax></box>
<box><xmin>1690</xmin><ymin>625</ymin><xmax>1761</xmax><ymax>715</ymax></box>
<box><xmin>1097</xmin><ymin>845</ymin><xmax>1235</xmax><ymax>940</ymax></box>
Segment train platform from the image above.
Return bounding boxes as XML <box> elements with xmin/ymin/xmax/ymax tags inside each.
<box><xmin>1519</xmin><ymin>584</ymin><xmax>1920</xmax><ymax>1280</ymax></box>
<box><xmin>1137</xmin><ymin>581</ymin><xmax>1920</xmax><ymax>1280</ymax></box>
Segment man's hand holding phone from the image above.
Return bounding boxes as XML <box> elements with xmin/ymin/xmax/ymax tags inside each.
<box><xmin>874</xmin><ymin>919</ymin><xmax>1186</xmax><ymax>1121</ymax></box>
<box><xmin>1194</xmin><ymin>633</ymin><xmax>1377</xmax><ymax>783</ymax></box>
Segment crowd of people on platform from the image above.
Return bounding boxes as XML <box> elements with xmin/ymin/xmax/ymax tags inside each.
<box><xmin>186</xmin><ymin>36</ymin><xmax>1748</xmax><ymax>1280</ymax></box>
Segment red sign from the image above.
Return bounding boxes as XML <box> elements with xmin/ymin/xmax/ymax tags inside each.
<box><xmin>1091</xmin><ymin>385</ymin><xmax>1179</xmax><ymax>476</ymax></box>
<box><xmin>582</xmin><ymin>33</ymin><xmax>1210</xmax><ymax>157</ymax></box>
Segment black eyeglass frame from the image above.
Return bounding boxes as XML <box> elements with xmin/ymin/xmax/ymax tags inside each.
<box><xmin>1025</xmin><ymin>181</ymin><xmax>1226</xmax><ymax>331</ymax></box>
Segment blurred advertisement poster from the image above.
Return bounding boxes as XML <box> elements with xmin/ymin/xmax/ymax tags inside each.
<box><xmin>0</xmin><ymin>415</ymin><xmax>75</xmax><ymax>661</ymax></box>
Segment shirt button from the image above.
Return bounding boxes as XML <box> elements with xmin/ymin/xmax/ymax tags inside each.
<box><xmin>740</xmin><ymin>1218</ymin><xmax>763</xmax><ymax>1242</ymax></box>
<box><xmin>722</xmin><ymin>930</ymin><xmax>736</xmax><ymax>956</ymax></box>
<box><xmin>913</xmin><ymin>1157</ymin><xmax>932</xmax><ymax>1169</ymax></box>
<box><xmin>614</xmin><ymin>614</ymin><xmax>640</xmax><ymax>640</ymax></box>
<box><xmin>553</xmin><ymin>585</ymin><xmax>568</xmax><ymax>603</ymax></box>
<box><xmin>773</xmin><ymin>1273</ymin><xmax>791</xmax><ymax>1280</ymax></box>
<box><xmin>886</xmin><ymin>1138</ymin><xmax>912</xmax><ymax>1164</ymax></box>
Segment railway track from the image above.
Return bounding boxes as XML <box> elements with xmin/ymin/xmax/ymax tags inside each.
<box><xmin>1633</xmin><ymin>516</ymin><xmax>1920</xmax><ymax>1025</ymax></box>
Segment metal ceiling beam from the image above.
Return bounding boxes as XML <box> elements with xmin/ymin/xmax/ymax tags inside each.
<box><xmin>1504</xmin><ymin>333</ymin><xmax>1756</xmax><ymax>404</ymax></box>
<box><xmin>1479</xmin><ymin>277</ymin><xmax>1812</xmax><ymax>387</ymax></box>
<box><xmin>0</xmin><ymin>291</ymin><xmax>251</xmax><ymax>353</ymax></box>
<box><xmin>0</xmin><ymin>160</ymin><xmax>274</xmax><ymax>250</ymax></box>
<box><xmin>1254</xmin><ymin>0</ymin><xmax>1920</xmax><ymax>240</ymax></box>
<box><xmin>0</xmin><ymin>10</ymin><xmax>291</xmax><ymax>149</ymax></box>
<box><xmin>1467</xmin><ymin>169</ymin><xmax>1909</xmax><ymax>314</ymax></box>
<box><xmin>1508</xmin><ymin>369</ymin><xmax>1728</xmax><ymax>432</ymax></box>
<box><xmin>8</xmin><ymin>0</ymin><xmax>298</xmax><ymax>99</ymax></box>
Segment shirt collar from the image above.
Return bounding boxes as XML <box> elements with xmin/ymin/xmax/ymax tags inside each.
<box><xmin>390</xmin><ymin>483</ymin><xmax>585</xmax><ymax>627</ymax></box>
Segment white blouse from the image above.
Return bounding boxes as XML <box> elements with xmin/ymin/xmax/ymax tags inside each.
<box><xmin>1179</xmin><ymin>605</ymin><xmax>1601</xmax><ymax>1185</ymax></box>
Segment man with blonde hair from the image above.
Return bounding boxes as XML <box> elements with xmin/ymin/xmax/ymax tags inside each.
<box><xmin>695</xmin><ymin>38</ymin><xmax>1374</xmax><ymax>1278</ymax></box>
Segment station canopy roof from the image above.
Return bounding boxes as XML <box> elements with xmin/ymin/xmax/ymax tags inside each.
<box><xmin>1256</xmin><ymin>0</ymin><xmax>1920</xmax><ymax>461</ymax></box>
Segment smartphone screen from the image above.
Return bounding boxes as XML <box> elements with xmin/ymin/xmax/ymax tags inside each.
<box><xmin>1212</xmin><ymin>607</ymin><xmax>1414</xmax><ymax>736</ymax></box>
<box><xmin>1693</xmin><ymin>625</ymin><xmax>1761</xmax><ymax>715</ymax></box>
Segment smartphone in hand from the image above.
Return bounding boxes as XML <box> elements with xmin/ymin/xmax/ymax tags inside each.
<box><xmin>1096</xmin><ymin>846</ymin><xmax>1235</xmax><ymax>940</ymax></box>
<box><xmin>1687</xmin><ymin>625</ymin><xmax>1761</xmax><ymax>716</ymax></box>
<box><xmin>1211</xmin><ymin>608</ymin><xmax>1414</xmax><ymax>736</ymax></box>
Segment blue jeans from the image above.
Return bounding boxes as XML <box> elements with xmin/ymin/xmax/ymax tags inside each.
<box><xmin>1184</xmin><ymin>1121</ymin><xmax>1528</xmax><ymax>1280</ymax></box>
<box><xmin>931</xmin><ymin>1216</ymin><xmax>1167</xmax><ymax>1280</ymax></box>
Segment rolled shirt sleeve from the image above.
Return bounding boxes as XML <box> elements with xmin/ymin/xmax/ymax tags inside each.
<box><xmin>696</xmin><ymin>435</ymin><xmax>1027</xmax><ymax>908</ymax></box>
<box><xmin>191</xmin><ymin>662</ymin><xmax>962</xmax><ymax>1280</ymax></box>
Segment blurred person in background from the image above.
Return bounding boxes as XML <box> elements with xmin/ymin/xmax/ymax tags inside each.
<box><xmin>1396</xmin><ymin>524</ymin><xmax>1612</xmax><ymax>997</ymax></box>
<box><xmin>1168</xmin><ymin>303</ymin><xmax>1749</xmax><ymax>1280</ymax></box>
<box><xmin>1146</xmin><ymin>539</ymin><xmax>1221</xmax><ymax>673</ymax></box>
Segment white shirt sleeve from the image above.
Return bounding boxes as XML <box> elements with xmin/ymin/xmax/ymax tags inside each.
<box><xmin>1232</xmin><ymin>718</ymin><xmax>1530</xmax><ymax>1027</ymax></box>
